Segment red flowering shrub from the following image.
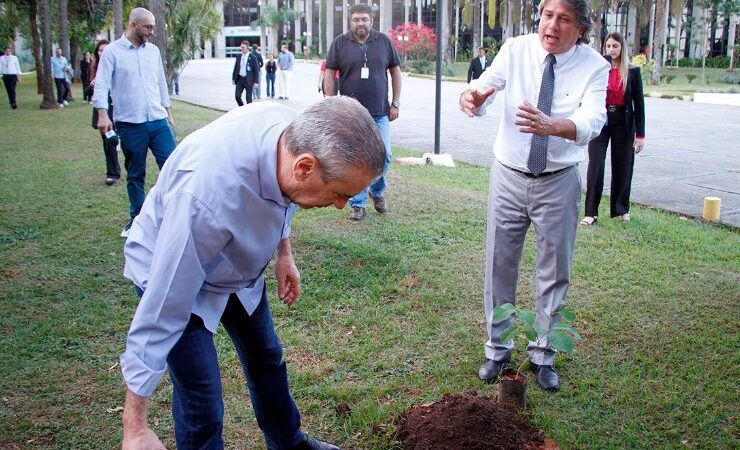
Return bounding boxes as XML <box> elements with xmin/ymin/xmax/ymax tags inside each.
<box><xmin>387</xmin><ymin>22</ymin><xmax>437</xmax><ymax>61</ymax></box>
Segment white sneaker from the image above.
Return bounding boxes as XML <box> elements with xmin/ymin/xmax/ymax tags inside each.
<box><xmin>58</xmin><ymin>103</ymin><xmax>64</xmax><ymax>108</ymax></box>
<box><xmin>63</xmin><ymin>100</ymin><xmax>69</xmax><ymax>106</ymax></box>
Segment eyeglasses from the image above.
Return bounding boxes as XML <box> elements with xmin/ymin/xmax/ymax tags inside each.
<box><xmin>351</xmin><ymin>17</ymin><xmax>371</xmax><ymax>23</ymax></box>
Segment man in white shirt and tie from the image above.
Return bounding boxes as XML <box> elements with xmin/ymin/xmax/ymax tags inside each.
<box><xmin>460</xmin><ymin>0</ymin><xmax>608</xmax><ymax>392</ymax></box>
<box><xmin>92</xmin><ymin>7</ymin><xmax>176</xmax><ymax>238</ymax></box>
<box><xmin>466</xmin><ymin>47</ymin><xmax>491</xmax><ymax>83</ymax></box>
<box><xmin>0</xmin><ymin>46</ymin><xmax>21</xmax><ymax>109</ymax></box>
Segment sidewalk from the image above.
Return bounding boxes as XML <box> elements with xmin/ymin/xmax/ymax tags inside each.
<box><xmin>176</xmin><ymin>58</ymin><xmax>740</xmax><ymax>227</ymax></box>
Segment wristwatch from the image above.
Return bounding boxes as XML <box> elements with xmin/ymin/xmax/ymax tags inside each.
<box><xmin>391</xmin><ymin>100</ymin><xmax>400</xmax><ymax>108</ymax></box>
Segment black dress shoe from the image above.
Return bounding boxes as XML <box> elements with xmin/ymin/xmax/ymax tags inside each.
<box><xmin>529</xmin><ymin>362</ymin><xmax>560</xmax><ymax>392</ymax></box>
<box><xmin>291</xmin><ymin>435</ymin><xmax>341</xmax><ymax>450</ymax></box>
<box><xmin>478</xmin><ymin>358</ymin><xmax>510</xmax><ymax>384</ymax></box>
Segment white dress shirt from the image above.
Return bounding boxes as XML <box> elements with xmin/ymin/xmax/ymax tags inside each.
<box><xmin>0</xmin><ymin>54</ymin><xmax>21</xmax><ymax>75</ymax></box>
<box><xmin>469</xmin><ymin>33</ymin><xmax>609</xmax><ymax>172</ymax></box>
<box><xmin>91</xmin><ymin>35</ymin><xmax>170</xmax><ymax>124</ymax></box>
<box><xmin>121</xmin><ymin>103</ymin><xmax>298</xmax><ymax>398</ymax></box>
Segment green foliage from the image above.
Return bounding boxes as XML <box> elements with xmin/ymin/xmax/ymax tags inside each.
<box><xmin>721</xmin><ymin>73</ymin><xmax>740</xmax><ymax>84</ymax></box>
<box><xmin>166</xmin><ymin>0</ymin><xmax>222</xmax><ymax>77</ymax></box>
<box><xmin>661</xmin><ymin>74</ymin><xmax>676</xmax><ymax>84</ymax></box>
<box><xmin>253</xmin><ymin>4</ymin><xmax>298</xmax><ymax>28</ymax></box>
<box><xmin>686</xmin><ymin>73</ymin><xmax>698</xmax><ymax>83</ymax></box>
<box><xmin>493</xmin><ymin>302</ymin><xmax>583</xmax><ymax>372</ymax></box>
<box><xmin>408</xmin><ymin>58</ymin><xmax>434</xmax><ymax>74</ymax></box>
<box><xmin>679</xmin><ymin>56</ymin><xmax>731</xmax><ymax>68</ymax></box>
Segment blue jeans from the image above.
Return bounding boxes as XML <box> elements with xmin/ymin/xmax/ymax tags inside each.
<box><xmin>116</xmin><ymin>119</ymin><xmax>176</xmax><ymax>221</ymax></box>
<box><xmin>266</xmin><ymin>72</ymin><xmax>276</xmax><ymax>98</ymax></box>
<box><xmin>165</xmin><ymin>290</ymin><xmax>304</xmax><ymax>450</ymax></box>
<box><xmin>349</xmin><ymin>115</ymin><xmax>392</xmax><ymax>208</ymax></box>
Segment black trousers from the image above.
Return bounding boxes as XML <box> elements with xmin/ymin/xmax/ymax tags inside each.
<box><xmin>234</xmin><ymin>76</ymin><xmax>253</xmax><ymax>106</ymax></box>
<box><xmin>585</xmin><ymin>108</ymin><xmax>635</xmax><ymax>218</ymax></box>
<box><xmin>2</xmin><ymin>74</ymin><xmax>17</xmax><ymax>107</ymax></box>
<box><xmin>54</xmin><ymin>78</ymin><xmax>70</xmax><ymax>104</ymax></box>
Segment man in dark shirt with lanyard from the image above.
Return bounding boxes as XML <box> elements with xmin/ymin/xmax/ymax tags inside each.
<box><xmin>324</xmin><ymin>3</ymin><xmax>402</xmax><ymax>221</ymax></box>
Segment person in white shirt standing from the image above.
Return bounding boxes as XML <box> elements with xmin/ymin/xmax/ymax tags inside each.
<box><xmin>0</xmin><ymin>47</ymin><xmax>21</xmax><ymax>110</ymax></box>
<box><xmin>92</xmin><ymin>7</ymin><xmax>176</xmax><ymax>238</ymax></box>
<box><xmin>460</xmin><ymin>0</ymin><xmax>608</xmax><ymax>392</ymax></box>
<box><xmin>277</xmin><ymin>45</ymin><xmax>294</xmax><ymax>99</ymax></box>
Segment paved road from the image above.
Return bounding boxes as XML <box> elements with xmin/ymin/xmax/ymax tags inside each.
<box><xmin>176</xmin><ymin>58</ymin><xmax>740</xmax><ymax>227</ymax></box>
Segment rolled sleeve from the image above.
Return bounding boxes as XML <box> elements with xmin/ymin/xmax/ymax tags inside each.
<box><xmin>120</xmin><ymin>192</ymin><xmax>228</xmax><ymax>398</ymax></box>
<box><xmin>568</xmin><ymin>63</ymin><xmax>608</xmax><ymax>146</ymax></box>
<box><xmin>280</xmin><ymin>204</ymin><xmax>297</xmax><ymax>239</ymax></box>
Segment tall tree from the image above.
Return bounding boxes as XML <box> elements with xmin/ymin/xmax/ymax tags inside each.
<box><xmin>166</xmin><ymin>0</ymin><xmax>221</xmax><ymax>82</ymax></box>
<box><xmin>149</xmin><ymin>0</ymin><xmax>168</xmax><ymax>76</ymax></box>
<box><xmin>670</xmin><ymin>0</ymin><xmax>684</xmax><ymax>65</ymax></box>
<box><xmin>652</xmin><ymin>0</ymin><xmax>669</xmax><ymax>83</ymax></box>
<box><xmin>29</xmin><ymin>0</ymin><xmax>44</xmax><ymax>94</ymax></box>
<box><xmin>58</xmin><ymin>0</ymin><xmax>69</xmax><ymax>57</ymax></box>
<box><xmin>39</xmin><ymin>0</ymin><xmax>56</xmax><ymax>108</ymax></box>
<box><xmin>473</xmin><ymin>0</ymin><xmax>481</xmax><ymax>49</ymax></box>
<box><xmin>114</xmin><ymin>0</ymin><xmax>124</xmax><ymax>39</ymax></box>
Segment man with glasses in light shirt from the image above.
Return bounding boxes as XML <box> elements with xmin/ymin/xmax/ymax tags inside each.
<box><xmin>92</xmin><ymin>7</ymin><xmax>176</xmax><ymax>238</ymax></box>
<box><xmin>0</xmin><ymin>47</ymin><xmax>21</xmax><ymax>109</ymax></box>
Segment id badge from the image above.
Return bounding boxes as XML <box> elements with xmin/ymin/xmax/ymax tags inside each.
<box><xmin>360</xmin><ymin>67</ymin><xmax>370</xmax><ymax>79</ymax></box>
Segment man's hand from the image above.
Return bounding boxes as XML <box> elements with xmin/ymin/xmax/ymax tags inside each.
<box><xmin>389</xmin><ymin>105</ymin><xmax>399</xmax><ymax>121</ymax></box>
<box><xmin>122</xmin><ymin>388</ymin><xmax>166</xmax><ymax>450</ymax></box>
<box><xmin>514</xmin><ymin>100</ymin><xmax>554</xmax><ymax>136</ymax></box>
<box><xmin>166</xmin><ymin>107</ymin><xmax>175</xmax><ymax>128</ymax></box>
<box><xmin>459</xmin><ymin>87</ymin><xmax>495</xmax><ymax>117</ymax></box>
<box><xmin>253</xmin><ymin>83</ymin><xmax>259</xmax><ymax>88</ymax></box>
<box><xmin>97</xmin><ymin>109</ymin><xmax>113</xmax><ymax>134</ymax></box>
<box><xmin>634</xmin><ymin>137</ymin><xmax>645</xmax><ymax>154</ymax></box>
<box><xmin>276</xmin><ymin>240</ymin><xmax>301</xmax><ymax>306</ymax></box>
<box><xmin>122</xmin><ymin>427</ymin><xmax>166</xmax><ymax>450</ymax></box>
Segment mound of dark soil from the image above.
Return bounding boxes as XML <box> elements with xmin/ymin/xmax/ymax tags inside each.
<box><xmin>396</xmin><ymin>393</ymin><xmax>553</xmax><ymax>450</ymax></box>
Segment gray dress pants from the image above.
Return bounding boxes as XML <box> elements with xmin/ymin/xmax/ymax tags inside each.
<box><xmin>483</xmin><ymin>159</ymin><xmax>581</xmax><ymax>366</ymax></box>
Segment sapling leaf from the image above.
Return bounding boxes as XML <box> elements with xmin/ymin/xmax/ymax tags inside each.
<box><xmin>553</xmin><ymin>323</ymin><xmax>583</xmax><ymax>340</ymax></box>
<box><xmin>549</xmin><ymin>332</ymin><xmax>574</xmax><ymax>353</ymax></box>
<box><xmin>560</xmin><ymin>308</ymin><xmax>576</xmax><ymax>322</ymax></box>
<box><xmin>500</xmin><ymin>325</ymin><xmax>516</xmax><ymax>344</ymax></box>
<box><xmin>524</xmin><ymin>324</ymin><xmax>538</xmax><ymax>342</ymax></box>
<box><xmin>518</xmin><ymin>310</ymin><xmax>535</xmax><ymax>327</ymax></box>
<box><xmin>492</xmin><ymin>303</ymin><xmax>516</xmax><ymax>323</ymax></box>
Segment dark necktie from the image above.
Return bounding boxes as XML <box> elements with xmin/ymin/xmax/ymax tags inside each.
<box><xmin>527</xmin><ymin>54</ymin><xmax>556</xmax><ymax>176</ymax></box>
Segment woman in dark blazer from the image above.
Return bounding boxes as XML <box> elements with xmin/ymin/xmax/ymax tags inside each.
<box><xmin>582</xmin><ymin>31</ymin><xmax>645</xmax><ymax>225</ymax></box>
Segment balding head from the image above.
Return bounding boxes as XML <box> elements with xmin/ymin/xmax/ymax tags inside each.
<box><xmin>129</xmin><ymin>7</ymin><xmax>154</xmax><ymax>24</ymax></box>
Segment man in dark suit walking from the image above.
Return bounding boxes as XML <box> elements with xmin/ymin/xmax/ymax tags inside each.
<box><xmin>467</xmin><ymin>47</ymin><xmax>492</xmax><ymax>83</ymax></box>
<box><xmin>232</xmin><ymin>41</ymin><xmax>260</xmax><ymax>106</ymax></box>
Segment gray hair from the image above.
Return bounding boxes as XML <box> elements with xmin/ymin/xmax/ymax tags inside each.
<box><xmin>129</xmin><ymin>7</ymin><xmax>154</xmax><ymax>24</ymax></box>
<box><xmin>538</xmin><ymin>0</ymin><xmax>592</xmax><ymax>45</ymax></box>
<box><xmin>283</xmin><ymin>97</ymin><xmax>386</xmax><ymax>182</ymax></box>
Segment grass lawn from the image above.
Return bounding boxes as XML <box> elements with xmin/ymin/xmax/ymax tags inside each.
<box><xmin>1</xmin><ymin>76</ymin><xmax>738</xmax><ymax>449</ymax></box>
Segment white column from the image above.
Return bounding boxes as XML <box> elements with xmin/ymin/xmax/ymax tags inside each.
<box><xmin>307</xmin><ymin>0</ymin><xmax>314</xmax><ymax>49</ymax></box>
<box><xmin>294</xmin><ymin>0</ymin><xmax>302</xmax><ymax>55</ymax></box>
<box><xmin>215</xmin><ymin>0</ymin><xmax>225</xmax><ymax>57</ymax></box>
<box><xmin>343</xmin><ymin>0</ymin><xmax>348</xmax><ymax>35</ymax></box>
<box><xmin>327</xmin><ymin>0</ymin><xmax>335</xmax><ymax>43</ymax></box>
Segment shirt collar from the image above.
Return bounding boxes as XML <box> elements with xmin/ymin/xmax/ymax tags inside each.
<box><xmin>258</xmin><ymin>123</ymin><xmax>292</xmax><ymax>207</ymax></box>
<box><xmin>119</xmin><ymin>35</ymin><xmax>145</xmax><ymax>50</ymax></box>
<box><xmin>537</xmin><ymin>40</ymin><xmax>578</xmax><ymax>66</ymax></box>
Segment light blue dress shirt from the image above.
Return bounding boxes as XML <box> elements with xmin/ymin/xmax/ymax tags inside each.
<box><xmin>278</xmin><ymin>50</ymin><xmax>294</xmax><ymax>70</ymax></box>
<box><xmin>121</xmin><ymin>103</ymin><xmax>299</xmax><ymax>398</ymax></box>
<box><xmin>91</xmin><ymin>35</ymin><xmax>170</xmax><ymax>124</ymax></box>
<box><xmin>51</xmin><ymin>56</ymin><xmax>68</xmax><ymax>79</ymax></box>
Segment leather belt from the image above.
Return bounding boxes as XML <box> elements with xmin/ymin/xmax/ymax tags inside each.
<box><xmin>502</xmin><ymin>163</ymin><xmax>570</xmax><ymax>178</ymax></box>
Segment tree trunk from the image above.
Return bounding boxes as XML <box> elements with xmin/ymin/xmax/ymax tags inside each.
<box><xmin>683</xmin><ymin>0</ymin><xmax>692</xmax><ymax>57</ymax></box>
<box><xmin>114</xmin><ymin>0</ymin><xmax>124</xmax><ymax>39</ymax></box>
<box><xmin>58</xmin><ymin>0</ymin><xmax>73</xmax><ymax>99</ymax></box>
<box><xmin>652</xmin><ymin>0</ymin><xmax>668</xmax><ymax>84</ymax></box>
<box><xmin>39</xmin><ymin>0</ymin><xmax>57</xmax><ymax>109</ymax></box>
<box><xmin>149</xmin><ymin>0</ymin><xmax>168</xmax><ymax>88</ymax></box>
<box><xmin>473</xmin><ymin>0</ymin><xmax>481</xmax><ymax>50</ymax></box>
<box><xmin>29</xmin><ymin>0</ymin><xmax>44</xmax><ymax>94</ymax></box>
<box><xmin>294</xmin><ymin>0</ymin><xmax>301</xmax><ymax>55</ymax></box>
<box><xmin>444</xmin><ymin>0</ymin><xmax>455</xmax><ymax>65</ymax></box>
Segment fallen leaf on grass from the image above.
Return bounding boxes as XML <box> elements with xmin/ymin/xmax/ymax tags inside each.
<box><xmin>107</xmin><ymin>362</ymin><xmax>119</xmax><ymax>371</ymax></box>
<box><xmin>107</xmin><ymin>406</ymin><xmax>124</xmax><ymax>413</ymax></box>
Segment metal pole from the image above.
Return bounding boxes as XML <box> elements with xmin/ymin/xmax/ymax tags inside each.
<box><xmin>434</xmin><ymin>0</ymin><xmax>444</xmax><ymax>154</ymax></box>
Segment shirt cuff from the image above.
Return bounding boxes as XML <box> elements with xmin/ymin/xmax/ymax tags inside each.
<box><xmin>568</xmin><ymin>115</ymin><xmax>593</xmax><ymax>146</ymax></box>
<box><xmin>120</xmin><ymin>349</ymin><xmax>168</xmax><ymax>398</ymax></box>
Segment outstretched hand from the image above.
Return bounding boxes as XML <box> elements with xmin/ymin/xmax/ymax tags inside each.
<box><xmin>459</xmin><ymin>87</ymin><xmax>496</xmax><ymax>117</ymax></box>
<box><xmin>514</xmin><ymin>100</ymin><xmax>554</xmax><ymax>136</ymax></box>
